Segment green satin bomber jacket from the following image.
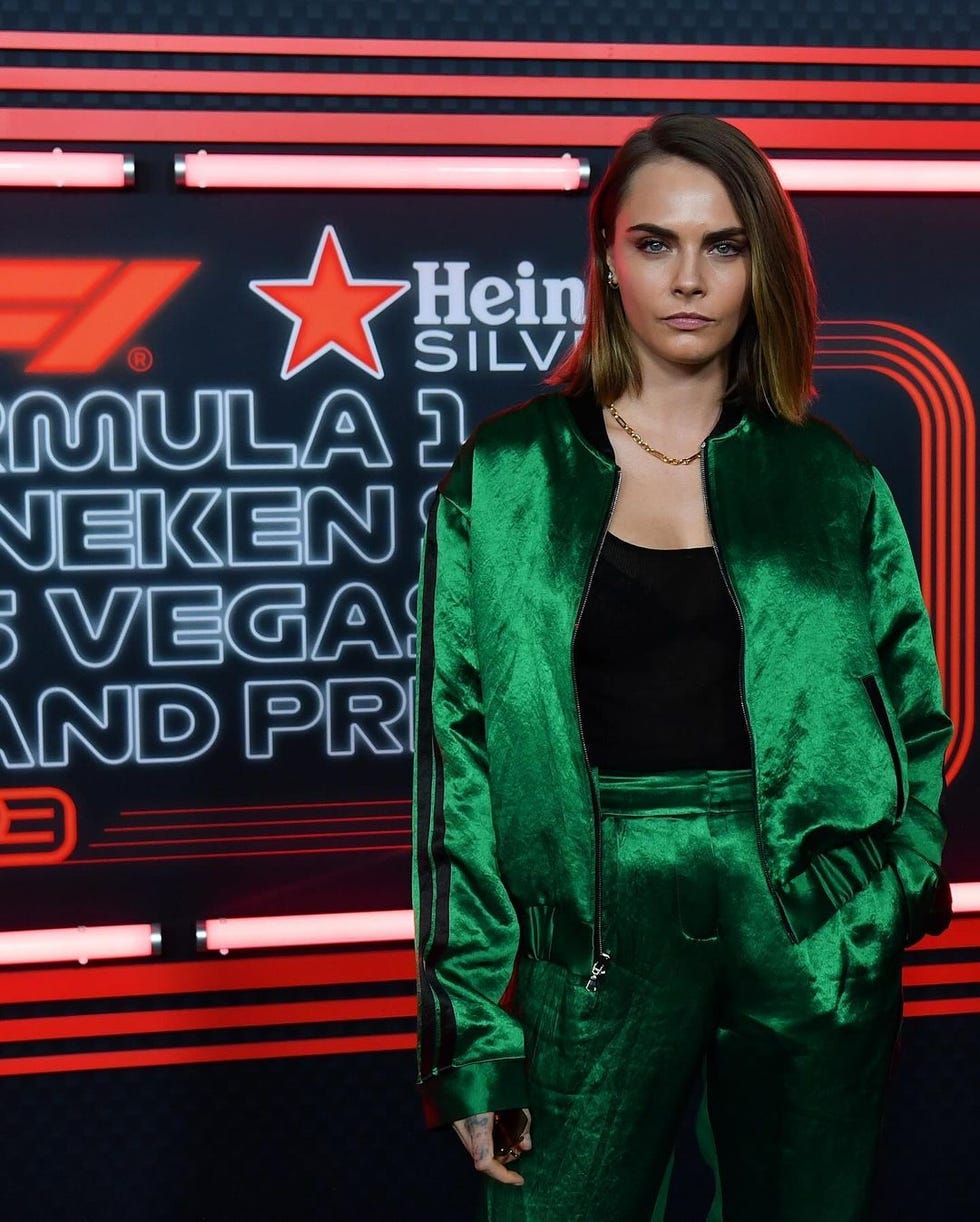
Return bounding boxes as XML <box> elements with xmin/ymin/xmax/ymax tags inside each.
<box><xmin>411</xmin><ymin>388</ymin><xmax>954</xmax><ymax>1129</ymax></box>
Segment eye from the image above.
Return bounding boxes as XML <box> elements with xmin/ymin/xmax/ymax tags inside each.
<box><xmin>637</xmin><ymin>237</ymin><xmax>669</xmax><ymax>254</ymax></box>
<box><xmin>711</xmin><ymin>240</ymin><xmax>747</xmax><ymax>257</ymax></box>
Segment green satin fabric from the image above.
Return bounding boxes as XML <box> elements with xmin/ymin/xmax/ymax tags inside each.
<box><xmin>412</xmin><ymin>393</ymin><xmax>952</xmax><ymax>1127</ymax></box>
<box><xmin>485</xmin><ymin>768</ymin><xmax>905</xmax><ymax>1222</ymax></box>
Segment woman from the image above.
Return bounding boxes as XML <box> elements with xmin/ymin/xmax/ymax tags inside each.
<box><xmin>412</xmin><ymin>114</ymin><xmax>953</xmax><ymax>1222</ymax></box>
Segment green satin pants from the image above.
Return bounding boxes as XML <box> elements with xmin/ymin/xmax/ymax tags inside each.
<box><xmin>485</xmin><ymin>767</ymin><xmax>905</xmax><ymax>1222</ymax></box>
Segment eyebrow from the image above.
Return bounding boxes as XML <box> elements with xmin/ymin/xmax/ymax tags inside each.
<box><xmin>626</xmin><ymin>223</ymin><xmax>748</xmax><ymax>242</ymax></box>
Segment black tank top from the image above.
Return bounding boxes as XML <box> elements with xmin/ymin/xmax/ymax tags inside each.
<box><xmin>573</xmin><ymin>531</ymin><xmax>752</xmax><ymax>772</ymax></box>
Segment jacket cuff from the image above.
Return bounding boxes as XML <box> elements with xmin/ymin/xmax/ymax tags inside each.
<box><xmin>886</xmin><ymin>842</ymin><xmax>952</xmax><ymax>947</ymax></box>
<box><xmin>419</xmin><ymin>1057</ymin><xmax>528</xmax><ymax>1130</ymax></box>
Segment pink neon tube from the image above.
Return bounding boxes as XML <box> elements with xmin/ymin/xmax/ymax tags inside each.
<box><xmin>0</xmin><ymin>923</ymin><xmax>159</xmax><ymax>966</ymax></box>
<box><xmin>176</xmin><ymin>152</ymin><xmax>589</xmax><ymax>191</ymax></box>
<box><xmin>199</xmin><ymin>910</ymin><xmax>414</xmax><ymax>952</ymax></box>
<box><xmin>201</xmin><ymin>888</ymin><xmax>980</xmax><ymax>954</ymax></box>
<box><xmin>773</xmin><ymin>158</ymin><xmax>980</xmax><ymax>193</ymax></box>
<box><xmin>0</xmin><ymin>149</ymin><xmax>134</xmax><ymax>188</ymax></box>
<box><xmin>951</xmin><ymin>882</ymin><xmax>980</xmax><ymax>914</ymax></box>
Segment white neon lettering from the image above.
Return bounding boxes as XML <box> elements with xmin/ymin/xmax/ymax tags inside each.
<box><xmin>6</xmin><ymin>390</ymin><xmax>138</xmax><ymax>473</ymax></box>
<box><xmin>244</xmin><ymin>679</ymin><xmax>323</xmax><ymax>759</ymax></box>
<box><xmin>146</xmin><ymin>586</ymin><xmax>224</xmax><ymax>666</ymax></box>
<box><xmin>45</xmin><ymin>586</ymin><xmax>143</xmax><ymax>668</ymax></box>
<box><xmin>300</xmin><ymin>389</ymin><xmax>393</xmax><ymax>469</ymax></box>
<box><xmin>309</xmin><ymin>582</ymin><xmax>403</xmax><ymax>661</ymax></box>
<box><xmin>0</xmin><ymin>590</ymin><xmax>17</xmax><ymax>669</ymax></box>
<box><xmin>417</xmin><ymin>389</ymin><xmax>465</xmax><ymax>468</ymax></box>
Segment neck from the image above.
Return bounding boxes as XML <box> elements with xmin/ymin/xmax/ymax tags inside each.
<box><xmin>613</xmin><ymin>348</ymin><xmax>730</xmax><ymax>437</ymax></box>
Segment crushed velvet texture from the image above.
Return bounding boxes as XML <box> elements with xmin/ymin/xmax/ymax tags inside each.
<box><xmin>412</xmin><ymin>391</ymin><xmax>953</xmax><ymax>1127</ymax></box>
<box><xmin>485</xmin><ymin>767</ymin><xmax>905</xmax><ymax>1222</ymax></box>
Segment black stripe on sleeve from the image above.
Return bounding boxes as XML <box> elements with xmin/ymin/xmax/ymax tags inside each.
<box><xmin>414</xmin><ymin>493</ymin><xmax>458</xmax><ymax>1078</ymax></box>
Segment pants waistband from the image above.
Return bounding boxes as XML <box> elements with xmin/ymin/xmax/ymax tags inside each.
<box><xmin>595</xmin><ymin>767</ymin><xmax>755</xmax><ymax>818</ymax></box>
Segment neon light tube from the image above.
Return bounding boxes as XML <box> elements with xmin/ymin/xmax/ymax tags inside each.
<box><xmin>773</xmin><ymin>158</ymin><xmax>980</xmax><ymax>193</ymax></box>
<box><xmin>0</xmin><ymin>148</ymin><xmax>134</xmax><ymax>188</ymax></box>
<box><xmin>175</xmin><ymin>151</ymin><xmax>589</xmax><ymax>191</ymax></box>
<box><xmin>951</xmin><ymin>882</ymin><xmax>980</xmax><ymax>914</ymax></box>
<box><xmin>0</xmin><ymin>923</ymin><xmax>160</xmax><ymax>966</ymax></box>
<box><xmin>198</xmin><ymin>910</ymin><xmax>414</xmax><ymax>953</ymax></box>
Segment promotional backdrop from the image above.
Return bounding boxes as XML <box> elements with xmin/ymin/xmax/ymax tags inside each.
<box><xmin>0</xmin><ymin>5</ymin><xmax>977</xmax><ymax>1220</ymax></box>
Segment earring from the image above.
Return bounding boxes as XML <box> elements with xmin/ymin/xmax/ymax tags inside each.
<box><xmin>606</xmin><ymin>268</ymin><xmax>619</xmax><ymax>288</ymax></box>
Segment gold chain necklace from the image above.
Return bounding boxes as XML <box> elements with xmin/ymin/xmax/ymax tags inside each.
<box><xmin>605</xmin><ymin>401</ymin><xmax>718</xmax><ymax>466</ymax></box>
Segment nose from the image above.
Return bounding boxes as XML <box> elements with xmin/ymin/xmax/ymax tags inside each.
<box><xmin>671</xmin><ymin>247</ymin><xmax>705</xmax><ymax>298</ymax></box>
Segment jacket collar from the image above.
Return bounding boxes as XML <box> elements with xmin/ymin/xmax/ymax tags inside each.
<box><xmin>566</xmin><ymin>385</ymin><xmax>749</xmax><ymax>463</ymax></box>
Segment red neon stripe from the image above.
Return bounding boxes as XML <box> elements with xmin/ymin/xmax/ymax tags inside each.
<box><xmin>913</xmin><ymin>917</ymin><xmax>980</xmax><ymax>950</ymax></box>
<box><xmin>904</xmin><ymin>962</ymin><xmax>980</xmax><ymax>987</ymax></box>
<box><xmin>815</xmin><ymin>356</ymin><xmax>936</xmax><ymax>575</ymax></box>
<box><xmin>816</xmin><ymin>346</ymin><xmax>945</xmax><ymax>674</ymax></box>
<box><xmin>0</xmin><ymin>994</ymin><xmax>416</xmax><ymax>1043</ymax></box>
<box><xmin>821</xmin><ymin>327</ymin><xmax>963</xmax><ymax>758</ymax></box>
<box><xmin>106</xmin><ymin>816</ymin><xmax>409</xmax><ymax>831</ymax></box>
<box><xmin>866</xmin><ymin>322</ymin><xmax>977</xmax><ymax>780</ymax></box>
<box><xmin>120</xmin><ymin>797</ymin><xmax>409</xmax><ymax>815</ymax></box>
<box><xmin>91</xmin><ymin>828</ymin><xmax>409</xmax><ymax>846</ymax></box>
<box><xmin>0</xmin><ymin>1001</ymin><xmax>967</xmax><ymax>1076</ymax></box>
<box><xmin>3</xmin><ymin>111</ymin><xmax>980</xmax><ymax>151</ymax></box>
<box><xmin>0</xmin><ymin>1031</ymin><xmax>416</xmax><ymax>1077</ymax></box>
<box><xmin>70</xmin><ymin>843</ymin><xmax>411</xmax><ymax>864</ymax></box>
<box><xmin>816</xmin><ymin>323</ymin><xmax>971</xmax><ymax>780</ymax></box>
<box><xmin>4</xmin><ymin>67</ymin><xmax>979</xmax><ymax>106</ymax></box>
<box><xmin>903</xmin><ymin>997</ymin><xmax>980</xmax><ymax>1018</ymax></box>
<box><xmin>855</xmin><ymin>329</ymin><xmax>962</xmax><ymax>764</ymax></box>
<box><xmin>7</xmin><ymin>976</ymin><xmax>974</xmax><ymax>1043</ymax></box>
<box><xmin>0</xmin><ymin>33</ymin><xmax>977</xmax><ymax>67</ymax></box>
<box><xmin>0</xmin><ymin>949</ymin><xmax>415</xmax><ymax>1005</ymax></box>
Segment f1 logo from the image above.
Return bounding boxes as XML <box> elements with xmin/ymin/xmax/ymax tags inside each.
<box><xmin>0</xmin><ymin>258</ymin><xmax>199</xmax><ymax>374</ymax></box>
<box><xmin>0</xmin><ymin>787</ymin><xmax>77</xmax><ymax>866</ymax></box>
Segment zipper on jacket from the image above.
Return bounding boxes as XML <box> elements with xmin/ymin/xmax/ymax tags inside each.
<box><xmin>699</xmin><ymin>439</ymin><xmax>797</xmax><ymax>944</ymax></box>
<box><xmin>571</xmin><ymin>465</ymin><xmax>622</xmax><ymax>991</ymax></box>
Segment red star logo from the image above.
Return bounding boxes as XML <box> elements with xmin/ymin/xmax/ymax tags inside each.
<box><xmin>250</xmin><ymin>226</ymin><xmax>409</xmax><ymax>380</ymax></box>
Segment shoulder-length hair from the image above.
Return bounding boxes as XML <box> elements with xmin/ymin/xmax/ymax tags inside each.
<box><xmin>549</xmin><ymin>113</ymin><xmax>817</xmax><ymax>424</ymax></box>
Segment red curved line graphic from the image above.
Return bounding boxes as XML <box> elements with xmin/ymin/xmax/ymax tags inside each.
<box><xmin>816</xmin><ymin>346</ymin><xmax>946</xmax><ymax>666</ymax></box>
<box><xmin>815</xmin><ymin>359</ymin><xmax>948</xmax><ymax>727</ymax></box>
<box><xmin>819</xmin><ymin>329</ymin><xmax>967</xmax><ymax>759</ymax></box>
<box><xmin>859</xmin><ymin>322</ymin><xmax>977</xmax><ymax>777</ymax></box>
<box><xmin>819</xmin><ymin>322</ymin><xmax>975</xmax><ymax>777</ymax></box>
<box><xmin>815</xmin><ymin>359</ymin><xmax>938</xmax><ymax>602</ymax></box>
<box><xmin>815</xmin><ymin>322</ymin><xmax>974</xmax><ymax>783</ymax></box>
<box><xmin>817</xmin><ymin>343</ymin><xmax>941</xmax><ymax>609</ymax></box>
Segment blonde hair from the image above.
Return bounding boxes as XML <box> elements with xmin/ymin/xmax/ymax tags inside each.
<box><xmin>550</xmin><ymin>113</ymin><xmax>817</xmax><ymax>423</ymax></box>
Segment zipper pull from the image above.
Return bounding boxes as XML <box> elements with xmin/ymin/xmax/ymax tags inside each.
<box><xmin>585</xmin><ymin>951</ymin><xmax>610</xmax><ymax>992</ymax></box>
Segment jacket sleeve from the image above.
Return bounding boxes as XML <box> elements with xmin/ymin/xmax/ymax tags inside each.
<box><xmin>412</xmin><ymin>480</ymin><xmax>528</xmax><ymax>1129</ymax></box>
<box><xmin>862</xmin><ymin>464</ymin><xmax>955</xmax><ymax>946</ymax></box>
